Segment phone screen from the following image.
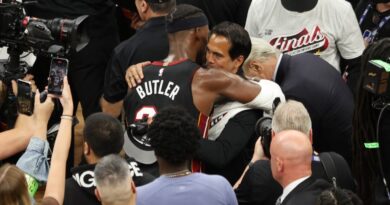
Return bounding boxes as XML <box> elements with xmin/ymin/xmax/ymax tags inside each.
<box><xmin>17</xmin><ymin>79</ymin><xmax>33</xmax><ymax>116</ymax></box>
<box><xmin>48</xmin><ymin>58</ymin><xmax>69</xmax><ymax>95</ymax></box>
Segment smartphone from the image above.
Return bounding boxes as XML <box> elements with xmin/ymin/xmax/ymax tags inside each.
<box><xmin>48</xmin><ymin>57</ymin><xmax>69</xmax><ymax>95</ymax></box>
<box><xmin>17</xmin><ymin>79</ymin><xmax>33</xmax><ymax>116</ymax></box>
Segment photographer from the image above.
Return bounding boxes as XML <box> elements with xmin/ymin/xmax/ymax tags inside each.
<box><xmin>352</xmin><ymin>38</ymin><xmax>390</xmax><ymax>205</ymax></box>
<box><xmin>234</xmin><ymin>100</ymin><xmax>355</xmax><ymax>205</ymax></box>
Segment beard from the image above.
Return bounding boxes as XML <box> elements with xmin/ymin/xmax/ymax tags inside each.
<box><xmin>196</xmin><ymin>48</ymin><xmax>207</xmax><ymax>67</ymax></box>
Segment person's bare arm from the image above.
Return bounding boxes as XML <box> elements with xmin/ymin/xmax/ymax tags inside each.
<box><xmin>100</xmin><ymin>97</ymin><xmax>123</xmax><ymax>118</ymax></box>
<box><xmin>44</xmin><ymin>77</ymin><xmax>73</xmax><ymax>205</ymax></box>
<box><xmin>192</xmin><ymin>68</ymin><xmax>261</xmax><ymax>115</ymax></box>
<box><xmin>0</xmin><ymin>115</ymin><xmax>35</xmax><ymax>159</ymax></box>
<box><xmin>0</xmin><ymin>75</ymin><xmax>38</xmax><ymax>159</ymax></box>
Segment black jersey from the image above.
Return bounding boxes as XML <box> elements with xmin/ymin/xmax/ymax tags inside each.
<box><xmin>123</xmin><ymin>59</ymin><xmax>209</xmax><ymax>172</ymax></box>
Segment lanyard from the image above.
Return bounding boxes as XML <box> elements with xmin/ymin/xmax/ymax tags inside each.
<box><xmin>359</xmin><ymin>3</ymin><xmax>390</xmax><ymax>43</ymax></box>
<box><xmin>359</xmin><ymin>3</ymin><xmax>373</xmax><ymax>25</ymax></box>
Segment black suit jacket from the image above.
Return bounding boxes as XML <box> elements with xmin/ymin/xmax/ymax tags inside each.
<box><xmin>282</xmin><ymin>177</ymin><xmax>331</xmax><ymax>205</ymax></box>
<box><xmin>235</xmin><ymin>153</ymin><xmax>355</xmax><ymax>205</ymax></box>
<box><xmin>275</xmin><ymin>54</ymin><xmax>354</xmax><ymax>163</ymax></box>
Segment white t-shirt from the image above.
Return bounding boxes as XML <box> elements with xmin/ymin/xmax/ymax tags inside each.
<box><xmin>245</xmin><ymin>0</ymin><xmax>365</xmax><ymax>71</ymax></box>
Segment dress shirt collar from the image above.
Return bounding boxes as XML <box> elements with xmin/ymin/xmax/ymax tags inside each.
<box><xmin>272</xmin><ymin>54</ymin><xmax>283</xmax><ymax>81</ymax></box>
<box><xmin>280</xmin><ymin>175</ymin><xmax>310</xmax><ymax>202</ymax></box>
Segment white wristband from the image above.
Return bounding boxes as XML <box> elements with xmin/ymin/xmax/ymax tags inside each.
<box><xmin>246</xmin><ymin>79</ymin><xmax>285</xmax><ymax>112</ymax></box>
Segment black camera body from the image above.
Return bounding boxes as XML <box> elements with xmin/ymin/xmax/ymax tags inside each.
<box><xmin>0</xmin><ymin>1</ymin><xmax>89</xmax><ymax>55</ymax></box>
<box><xmin>363</xmin><ymin>60</ymin><xmax>390</xmax><ymax>97</ymax></box>
<box><xmin>255</xmin><ymin>116</ymin><xmax>273</xmax><ymax>159</ymax></box>
<box><xmin>0</xmin><ymin>1</ymin><xmax>89</xmax><ymax>129</ymax></box>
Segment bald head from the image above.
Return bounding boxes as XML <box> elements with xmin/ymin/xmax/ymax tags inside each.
<box><xmin>270</xmin><ymin>130</ymin><xmax>313</xmax><ymax>187</ymax></box>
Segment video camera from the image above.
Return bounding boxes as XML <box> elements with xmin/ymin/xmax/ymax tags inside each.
<box><xmin>0</xmin><ymin>1</ymin><xmax>89</xmax><ymax>55</ymax></box>
<box><xmin>0</xmin><ymin>0</ymin><xmax>89</xmax><ymax>128</ymax></box>
<box><xmin>0</xmin><ymin>1</ymin><xmax>89</xmax><ymax>83</ymax></box>
<box><xmin>363</xmin><ymin>59</ymin><xmax>390</xmax><ymax>108</ymax></box>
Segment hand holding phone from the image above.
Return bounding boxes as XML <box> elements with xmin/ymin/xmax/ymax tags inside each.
<box><xmin>48</xmin><ymin>57</ymin><xmax>69</xmax><ymax>96</ymax></box>
<box><xmin>17</xmin><ymin>79</ymin><xmax>34</xmax><ymax>116</ymax></box>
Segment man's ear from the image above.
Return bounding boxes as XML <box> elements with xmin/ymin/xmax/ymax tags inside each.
<box><xmin>84</xmin><ymin>142</ymin><xmax>90</xmax><ymax>155</ymax></box>
<box><xmin>131</xmin><ymin>181</ymin><xmax>137</xmax><ymax>194</ymax></box>
<box><xmin>140</xmin><ymin>0</ymin><xmax>149</xmax><ymax>14</ymax></box>
<box><xmin>271</xmin><ymin>130</ymin><xmax>276</xmax><ymax>139</ymax></box>
<box><xmin>95</xmin><ymin>188</ymin><xmax>102</xmax><ymax>202</ymax></box>
<box><xmin>309</xmin><ymin>129</ymin><xmax>313</xmax><ymax>144</ymax></box>
<box><xmin>233</xmin><ymin>55</ymin><xmax>245</xmax><ymax>71</ymax></box>
<box><xmin>276</xmin><ymin>157</ymin><xmax>283</xmax><ymax>172</ymax></box>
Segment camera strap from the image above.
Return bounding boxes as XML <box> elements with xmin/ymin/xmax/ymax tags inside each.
<box><xmin>319</xmin><ymin>152</ymin><xmax>337</xmax><ymax>182</ymax></box>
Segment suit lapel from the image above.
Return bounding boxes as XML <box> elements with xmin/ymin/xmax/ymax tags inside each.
<box><xmin>281</xmin><ymin>177</ymin><xmax>315</xmax><ymax>205</ymax></box>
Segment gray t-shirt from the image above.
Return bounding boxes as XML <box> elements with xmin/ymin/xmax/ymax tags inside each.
<box><xmin>137</xmin><ymin>172</ymin><xmax>238</xmax><ymax>205</ymax></box>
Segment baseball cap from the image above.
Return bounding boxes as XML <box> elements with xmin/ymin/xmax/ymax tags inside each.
<box><xmin>123</xmin><ymin>129</ymin><xmax>156</xmax><ymax>165</ymax></box>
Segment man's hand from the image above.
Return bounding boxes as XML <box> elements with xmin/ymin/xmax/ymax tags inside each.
<box><xmin>11</xmin><ymin>74</ymin><xmax>37</xmax><ymax>96</ymax></box>
<box><xmin>125</xmin><ymin>61</ymin><xmax>150</xmax><ymax>88</ymax></box>
<box><xmin>56</xmin><ymin>77</ymin><xmax>74</xmax><ymax>116</ymax></box>
<box><xmin>252</xmin><ymin>137</ymin><xmax>267</xmax><ymax>162</ymax></box>
<box><xmin>32</xmin><ymin>89</ymin><xmax>54</xmax><ymax>139</ymax></box>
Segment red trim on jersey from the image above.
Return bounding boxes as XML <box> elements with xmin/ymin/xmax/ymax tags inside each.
<box><xmin>151</xmin><ymin>58</ymin><xmax>188</xmax><ymax>66</ymax></box>
<box><xmin>191</xmin><ymin>113</ymin><xmax>210</xmax><ymax>172</ymax></box>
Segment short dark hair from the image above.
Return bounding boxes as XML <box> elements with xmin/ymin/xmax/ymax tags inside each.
<box><xmin>316</xmin><ymin>187</ymin><xmax>362</xmax><ymax>205</ymax></box>
<box><xmin>209</xmin><ymin>21</ymin><xmax>252</xmax><ymax>61</ymax></box>
<box><xmin>147</xmin><ymin>0</ymin><xmax>175</xmax><ymax>14</ymax></box>
<box><xmin>84</xmin><ymin>113</ymin><xmax>124</xmax><ymax>158</ymax></box>
<box><xmin>147</xmin><ymin>107</ymin><xmax>200</xmax><ymax>165</ymax></box>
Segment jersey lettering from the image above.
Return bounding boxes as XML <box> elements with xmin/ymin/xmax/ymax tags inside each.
<box><xmin>136</xmin><ymin>80</ymin><xmax>180</xmax><ymax>100</ymax></box>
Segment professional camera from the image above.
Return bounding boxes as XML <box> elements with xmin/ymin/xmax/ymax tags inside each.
<box><xmin>0</xmin><ymin>1</ymin><xmax>89</xmax><ymax>128</ymax></box>
<box><xmin>0</xmin><ymin>1</ymin><xmax>89</xmax><ymax>83</ymax></box>
<box><xmin>255</xmin><ymin>116</ymin><xmax>272</xmax><ymax>159</ymax></box>
<box><xmin>363</xmin><ymin>59</ymin><xmax>390</xmax><ymax>108</ymax></box>
<box><xmin>0</xmin><ymin>1</ymin><xmax>89</xmax><ymax>55</ymax></box>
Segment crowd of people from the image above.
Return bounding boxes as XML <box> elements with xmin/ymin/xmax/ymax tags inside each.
<box><xmin>1</xmin><ymin>0</ymin><xmax>390</xmax><ymax>205</ymax></box>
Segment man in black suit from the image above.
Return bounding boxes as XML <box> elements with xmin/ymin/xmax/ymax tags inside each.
<box><xmin>234</xmin><ymin>100</ymin><xmax>355</xmax><ymax>205</ymax></box>
<box><xmin>243</xmin><ymin>37</ymin><xmax>354</xmax><ymax>164</ymax></box>
<box><xmin>270</xmin><ymin>130</ymin><xmax>331</xmax><ymax>205</ymax></box>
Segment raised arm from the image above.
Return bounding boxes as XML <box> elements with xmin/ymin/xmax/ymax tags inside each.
<box><xmin>192</xmin><ymin>68</ymin><xmax>284</xmax><ymax>115</ymax></box>
<box><xmin>44</xmin><ymin>77</ymin><xmax>73</xmax><ymax>205</ymax></box>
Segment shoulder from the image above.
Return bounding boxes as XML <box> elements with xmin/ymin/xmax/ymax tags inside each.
<box><xmin>193</xmin><ymin>68</ymin><xmax>234</xmax><ymax>90</ymax></box>
<box><xmin>192</xmin><ymin>173</ymin><xmax>232</xmax><ymax>188</ymax></box>
<box><xmin>247</xmin><ymin>160</ymin><xmax>274</xmax><ymax>180</ymax></box>
<box><xmin>249</xmin><ymin>0</ymin><xmax>277</xmax><ymax>9</ymax></box>
<box><xmin>318</xmin><ymin>0</ymin><xmax>353</xmax><ymax>17</ymax></box>
<box><xmin>41</xmin><ymin>197</ymin><xmax>60</xmax><ymax>205</ymax></box>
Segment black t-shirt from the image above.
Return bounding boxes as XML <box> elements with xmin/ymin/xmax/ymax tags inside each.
<box><xmin>355</xmin><ymin>2</ymin><xmax>390</xmax><ymax>43</ymax></box>
<box><xmin>103</xmin><ymin>17</ymin><xmax>169</xmax><ymax>103</ymax></box>
<box><xmin>63</xmin><ymin>157</ymin><xmax>154</xmax><ymax>205</ymax></box>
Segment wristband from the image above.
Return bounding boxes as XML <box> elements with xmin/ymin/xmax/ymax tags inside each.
<box><xmin>61</xmin><ymin>115</ymin><xmax>73</xmax><ymax>121</ymax></box>
<box><xmin>246</xmin><ymin>80</ymin><xmax>285</xmax><ymax>111</ymax></box>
